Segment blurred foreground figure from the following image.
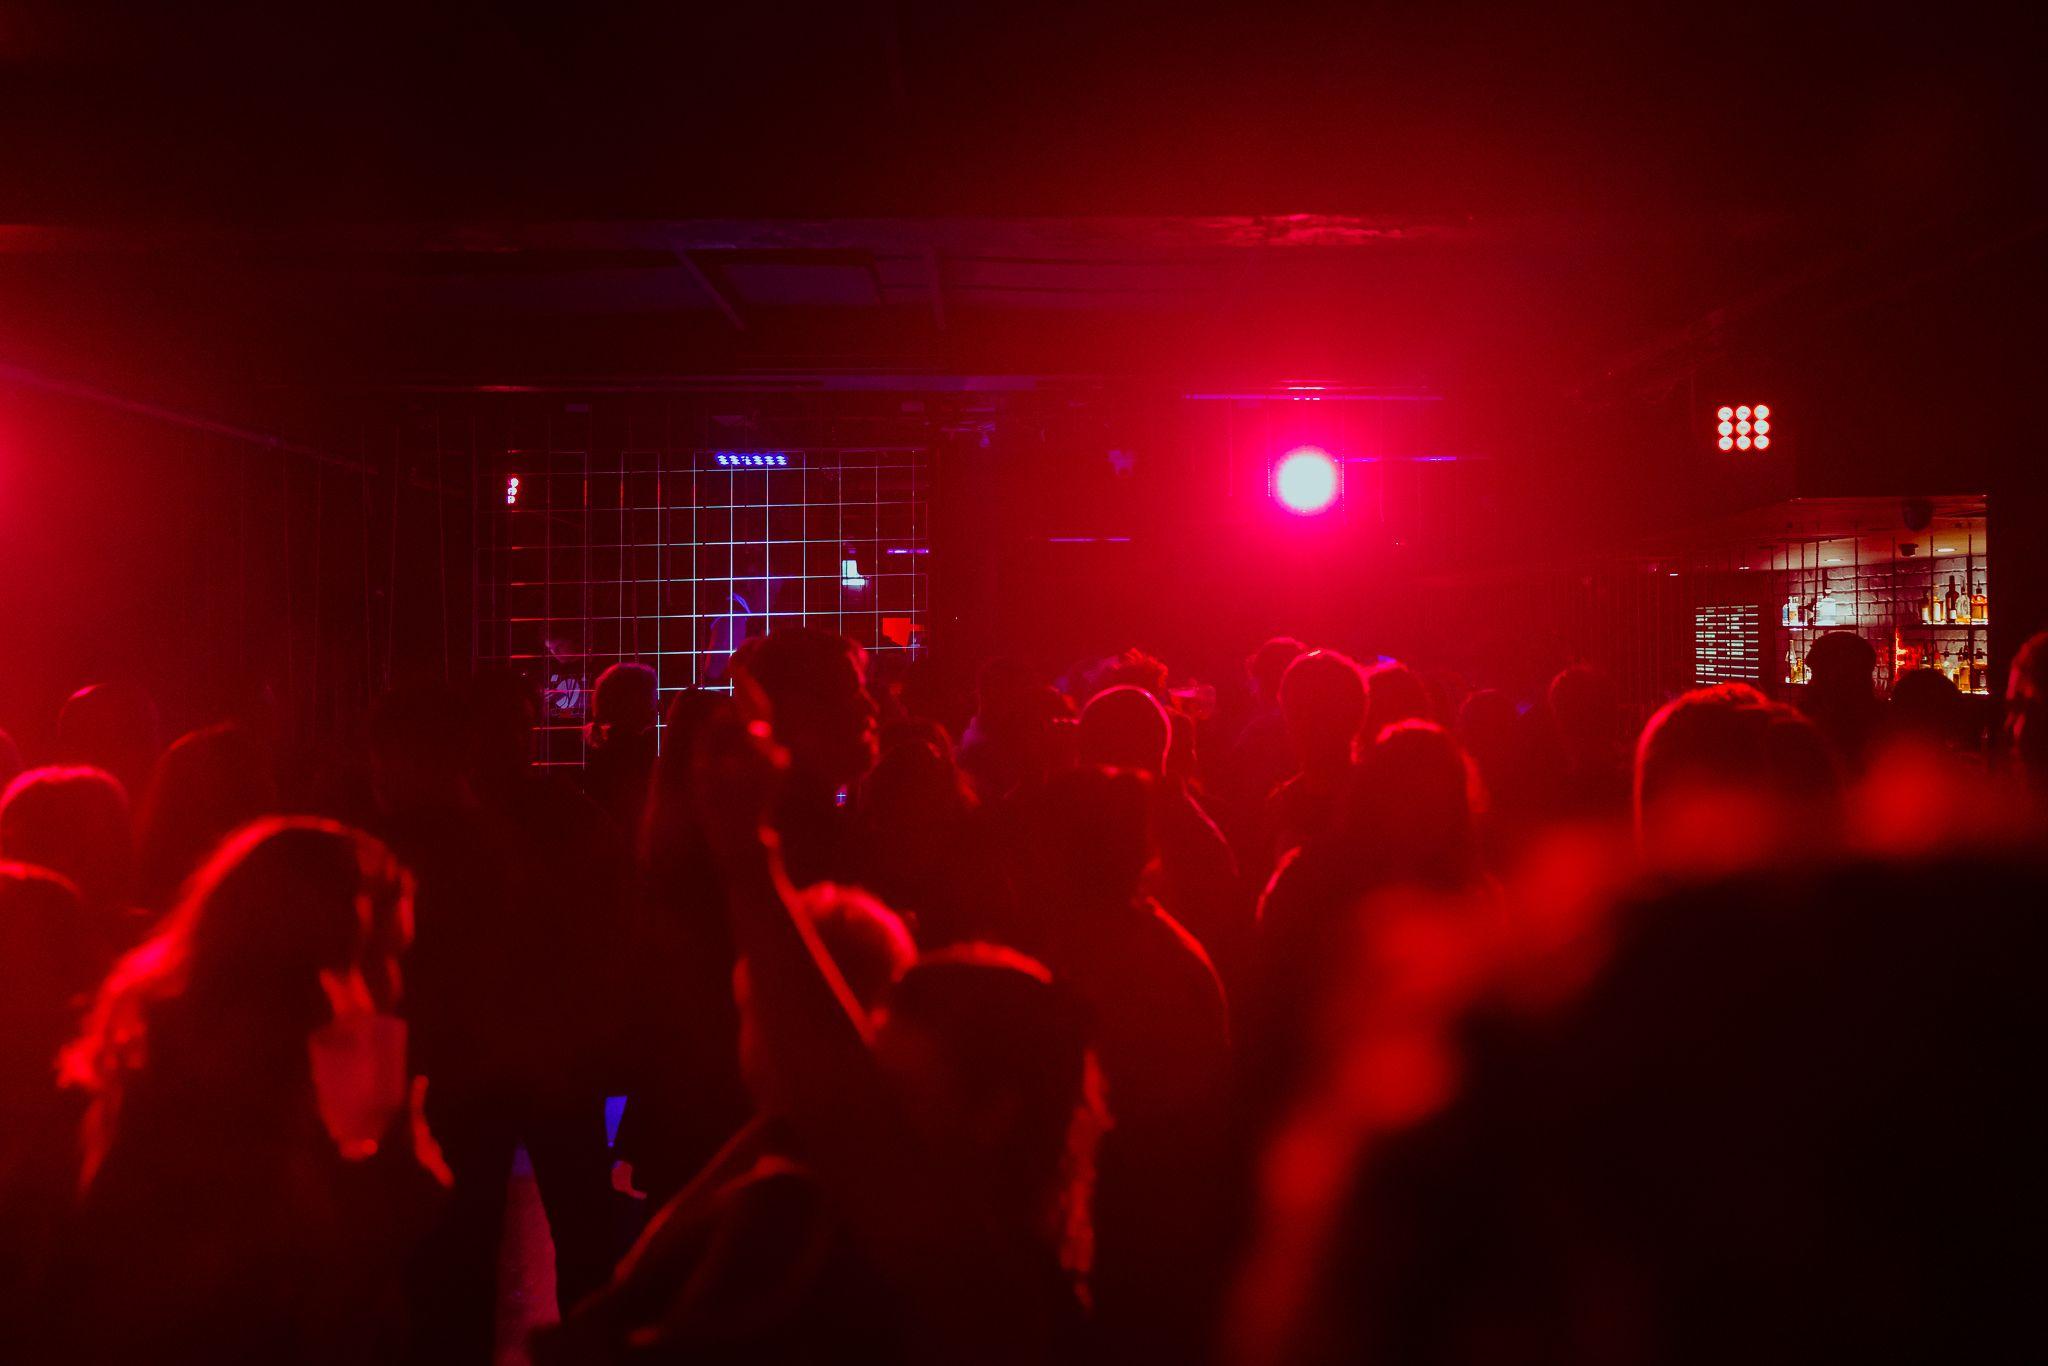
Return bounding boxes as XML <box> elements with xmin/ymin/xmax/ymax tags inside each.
<box><xmin>47</xmin><ymin>819</ymin><xmax>445</xmax><ymax>1364</ymax></box>
<box><xmin>1244</xmin><ymin>845</ymin><xmax>2048</xmax><ymax>1365</ymax></box>
<box><xmin>0</xmin><ymin>865</ymin><xmax>96</xmax><ymax>1351</ymax></box>
<box><xmin>2008</xmin><ymin>629</ymin><xmax>2048</xmax><ymax>790</ymax></box>
<box><xmin>1236</xmin><ymin>728</ymin><xmax>2048</xmax><ymax>1366</ymax></box>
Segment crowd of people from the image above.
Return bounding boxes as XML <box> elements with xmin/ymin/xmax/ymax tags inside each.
<box><xmin>3</xmin><ymin>623</ymin><xmax>2046</xmax><ymax>1364</ymax></box>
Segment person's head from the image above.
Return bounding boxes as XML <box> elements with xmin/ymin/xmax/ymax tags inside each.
<box><xmin>1281</xmin><ymin>650</ymin><xmax>1369</xmax><ymax>772</ymax></box>
<box><xmin>873</xmin><ymin>945</ymin><xmax>1105</xmax><ymax>1270</ymax></box>
<box><xmin>1889</xmin><ymin>667</ymin><xmax>1970</xmax><ymax>752</ymax></box>
<box><xmin>860</xmin><ymin>723</ymin><xmax>975</xmax><ymax>822</ymax></box>
<box><xmin>62</xmin><ymin>818</ymin><xmax>413</xmax><ymax>1179</ymax></box>
<box><xmin>1248</xmin><ymin>637</ymin><xmax>1311</xmax><ymax>707</ymax></box>
<box><xmin>1635</xmin><ymin>684</ymin><xmax>1841</xmax><ymax>852</ymax></box>
<box><xmin>466</xmin><ymin>668</ymin><xmax>542</xmax><ymax>787</ymax></box>
<box><xmin>1547</xmin><ymin>665</ymin><xmax>1621</xmax><ymax>757</ymax></box>
<box><xmin>56</xmin><ymin>682</ymin><xmax>160</xmax><ymax>799</ymax></box>
<box><xmin>2007</xmin><ymin>630</ymin><xmax>2048</xmax><ymax>786</ymax></box>
<box><xmin>1347</xmin><ymin>720</ymin><xmax>1482</xmax><ymax>887</ymax></box>
<box><xmin>1805</xmin><ymin>630</ymin><xmax>1878</xmax><ymax>699</ymax></box>
<box><xmin>368</xmin><ymin>684</ymin><xmax>473</xmax><ymax>815</ymax></box>
<box><xmin>1364</xmin><ymin>664</ymin><xmax>1434</xmax><ymax>741</ymax></box>
<box><xmin>135</xmin><ymin>723</ymin><xmax>277</xmax><ymax>911</ymax></box>
<box><xmin>1025</xmin><ymin>765</ymin><xmax>1155</xmax><ymax>907</ymax></box>
<box><xmin>591</xmin><ymin>662</ymin><xmax>660</xmax><ymax>739</ymax></box>
<box><xmin>735</xmin><ymin>884</ymin><xmax>916</xmax><ymax>1113</ymax></box>
<box><xmin>0</xmin><ymin>766</ymin><xmax>132</xmax><ymax>913</ymax></box>
<box><xmin>730</xmin><ymin>628</ymin><xmax>878</xmax><ymax>789</ymax></box>
<box><xmin>1456</xmin><ymin>688</ymin><xmax>1519</xmax><ymax>762</ymax></box>
<box><xmin>1077</xmin><ymin>685</ymin><xmax>1172</xmax><ymax>776</ymax></box>
<box><xmin>1088</xmin><ymin>648</ymin><xmax>1170</xmax><ymax>703</ymax></box>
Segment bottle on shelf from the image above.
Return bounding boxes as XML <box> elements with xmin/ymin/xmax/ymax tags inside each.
<box><xmin>1919</xmin><ymin>585</ymin><xmax>1936</xmax><ymax>625</ymax></box>
<box><xmin>1945</xmin><ymin>575</ymin><xmax>1961</xmax><ymax>624</ymax></box>
<box><xmin>1957</xmin><ymin>650</ymin><xmax>1973</xmax><ymax>692</ymax></box>
<box><xmin>1971</xmin><ymin>579</ymin><xmax>1988</xmax><ymax>624</ymax></box>
<box><xmin>1973</xmin><ymin>645</ymin><xmax>1989</xmax><ymax>693</ymax></box>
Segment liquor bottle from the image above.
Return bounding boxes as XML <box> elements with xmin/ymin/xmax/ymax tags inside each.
<box><xmin>1945</xmin><ymin>575</ymin><xmax>1961</xmax><ymax>624</ymax></box>
<box><xmin>1971</xmin><ymin>579</ymin><xmax>1988</xmax><ymax>624</ymax></box>
<box><xmin>1973</xmin><ymin>645</ymin><xmax>1989</xmax><ymax>693</ymax></box>
<box><xmin>1957</xmin><ymin>651</ymin><xmax>1973</xmax><ymax>692</ymax></box>
<box><xmin>1920</xmin><ymin>586</ymin><xmax>1935</xmax><ymax>624</ymax></box>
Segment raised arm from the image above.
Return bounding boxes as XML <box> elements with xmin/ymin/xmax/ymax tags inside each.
<box><xmin>693</xmin><ymin>718</ymin><xmax>928</xmax><ymax>1239</ymax></box>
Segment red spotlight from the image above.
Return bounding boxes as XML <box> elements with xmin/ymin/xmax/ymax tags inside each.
<box><xmin>1273</xmin><ymin>446</ymin><xmax>1340</xmax><ymax>515</ymax></box>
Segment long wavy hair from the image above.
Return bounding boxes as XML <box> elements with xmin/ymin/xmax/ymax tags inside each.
<box><xmin>60</xmin><ymin>817</ymin><xmax>413</xmax><ymax>1186</ymax></box>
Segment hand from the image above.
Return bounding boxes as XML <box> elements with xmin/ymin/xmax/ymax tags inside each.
<box><xmin>309</xmin><ymin>968</ymin><xmax>409</xmax><ymax>1160</ymax></box>
<box><xmin>692</xmin><ymin>710</ymin><xmax>791</xmax><ymax>864</ymax></box>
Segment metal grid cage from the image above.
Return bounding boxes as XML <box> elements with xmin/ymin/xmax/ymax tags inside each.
<box><xmin>485</xmin><ymin>441</ymin><xmax>930</xmax><ymax>767</ymax></box>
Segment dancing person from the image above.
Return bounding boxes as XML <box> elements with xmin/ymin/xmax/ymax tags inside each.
<box><xmin>1080</xmin><ymin>684</ymin><xmax>1249</xmax><ymax>1001</ymax></box>
<box><xmin>584</xmin><ymin>662</ymin><xmax>661</xmax><ymax>838</ymax></box>
<box><xmin>1011</xmin><ymin>764</ymin><xmax>1233</xmax><ymax>1361</ymax></box>
<box><xmin>538</xmin><ymin>883</ymin><xmax>917</xmax><ymax>1363</ymax></box>
<box><xmin>49</xmin><ymin>819</ymin><xmax>445</xmax><ymax>1363</ymax></box>
<box><xmin>687</xmin><ymin>711</ymin><xmax>1107</xmax><ymax>1363</ymax></box>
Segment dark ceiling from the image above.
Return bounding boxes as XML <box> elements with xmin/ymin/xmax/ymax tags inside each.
<box><xmin>0</xmin><ymin>2</ymin><xmax>2039</xmax><ymax>428</ymax></box>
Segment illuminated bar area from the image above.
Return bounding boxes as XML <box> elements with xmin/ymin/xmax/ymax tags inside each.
<box><xmin>1681</xmin><ymin>495</ymin><xmax>1993</xmax><ymax>699</ymax></box>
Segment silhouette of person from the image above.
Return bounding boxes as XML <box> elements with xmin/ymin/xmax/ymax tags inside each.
<box><xmin>538</xmin><ymin>883</ymin><xmax>917</xmax><ymax>1364</ymax></box>
<box><xmin>583</xmin><ymin>663</ymin><xmax>661</xmax><ymax>839</ymax></box>
<box><xmin>134</xmin><ymin>721</ymin><xmax>278</xmax><ymax>913</ymax></box>
<box><xmin>1080</xmin><ymin>685</ymin><xmax>1249</xmax><ymax>1003</ymax></box>
<box><xmin>54</xmin><ymin>682</ymin><xmax>160</xmax><ymax>809</ymax></box>
<box><xmin>50</xmin><ymin>819</ymin><xmax>443</xmax><ymax>1364</ymax></box>
<box><xmin>0</xmin><ymin>865</ymin><xmax>95</xmax><ymax>1351</ymax></box>
<box><xmin>1544</xmin><ymin>665</ymin><xmax>1631</xmax><ymax>819</ymax></box>
<box><xmin>0</xmin><ymin>765</ymin><xmax>141</xmax><ymax>951</ymax></box>
<box><xmin>1800</xmin><ymin>629</ymin><xmax>1882</xmax><ymax>771</ymax></box>
<box><xmin>727</xmin><ymin>629</ymin><xmax>880</xmax><ymax>889</ymax></box>
<box><xmin>1260</xmin><ymin>649</ymin><xmax>1368</xmax><ymax>872</ymax></box>
<box><xmin>1011</xmin><ymin>764</ymin><xmax>1233</xmax><ymax>1362</ymax></box>
<box><xmin>2005</xmin><ymin>629</ymin><xmax>2048</xmax><ymax>791</ymax></box>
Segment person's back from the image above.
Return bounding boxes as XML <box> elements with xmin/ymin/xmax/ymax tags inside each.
<box><xmin>583</xmin><ymin>662</ymin><xmax>661</xmax><ymax>838</ymax></box>
<box><xmin>1260</xmin><ymin>650</ymin><xmax>1368</xmax><ymax>873</ymax></box>
<box><xmin>392</xmin><ymin>674</ymin><xmax>626</xmax><ymax>1362</ymax></box>
<box><xmin>0</xmin><ymin>765</ymin><xmax>141</xmax><ymax>951</ymax></box>
<box><xmin>49</xmin><ymin>821</ymin><xmax>442</xmax><ymax>1366</ymax></box>
<box><xmin>0</xmin><ymin>865</ymin><xmax>95</xmax><ymax>1349</ymax></box>
<box><xmin>1014</xmin><ymin>766</ymin><xmax>1231</xmax><ymax>1360</ymax></box>
<box><xmin>1249</xmin><ymin>846</ymin><xmax>2048</xmax><ymax>1366</ymax></box>
<box><xmin>1080</xmin><ymin>685</ymin><xmax>1249</xmax><ymax>1001</ymax></box>
<box><xmin>135</xmin><ymin>721</ymin><xmax>278</xmax><ymax>913</ymax></box>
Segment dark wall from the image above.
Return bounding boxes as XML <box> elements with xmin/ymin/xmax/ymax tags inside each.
<box><xmin>0</xmin><ymin>386</ymin><xmax>473</xmax><ymax>770</ymax></box>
